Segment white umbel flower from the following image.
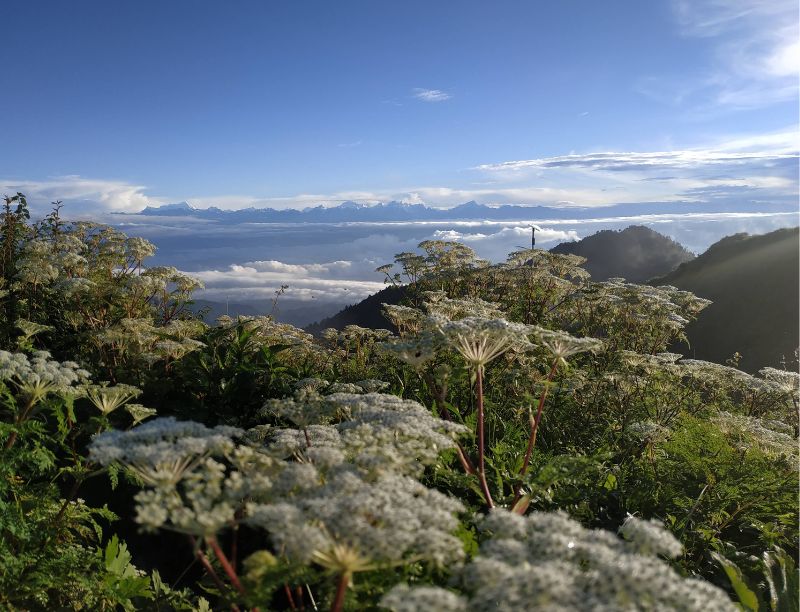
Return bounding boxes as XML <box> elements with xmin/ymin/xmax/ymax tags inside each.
<box><xmin>89</xmin><ymin>417</ymin><xmax>243</xmax><ymax>486</ymax></box>
<box><xmin>437</xmin><ymin>317</ymin><xmax>534</xmax><ymax>370</ymax></box>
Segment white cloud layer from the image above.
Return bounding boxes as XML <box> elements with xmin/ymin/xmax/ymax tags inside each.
<box><xmin>191</xmin><ymin>259</ymin><xmax>386</xmax><ymax>303</ymax></box>
<box><xmin>182</xmin><ymin>212</ymin><xmax>797</xmax><ymax>304</ymax></box>
<box><xmin>0</xmin><ymin>175</ymin><xmax>164</xmax><ymax>214</ymax></box>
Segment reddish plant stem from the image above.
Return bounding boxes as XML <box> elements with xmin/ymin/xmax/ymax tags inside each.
<box><xmin>514</xmin><ymin>359</ymin><xmax>559</xmax><ymax>503</ymax></box>
<box><xmin>475</xmin><ymin>368</ymin><xmax>494</xmax><ymax>509</ymax></box>
<box><xmin>206</xmin><ymin>536</ymin><xmax>246</xmax><ymax>597</ymax></box>
<box><xmin>188</xmin><ymin>536</ymin><xmax>240</xmax><ymax>612</ymax></box>
<box><xmin>330</xmin><ymin>572</ymin><xmax>350</xmax><ymax>612</ymax></box>
<box><xmin>4</xmin><ymin>430</ymin><xmax>18</xmax><ymax>450</ymax></box>
<box><xmin>454</xmin><ymin>440</ymin><xmax>477</xmax><ymax>475</ymax></box>
<box><xmin>4</xmin><ymin>398</ymin><xmax>35</xmax><ymax>450</ymax></box>
<box><xmin>424</xmin><ymin>372</ymin><xmax>476</xmax><ymax>475</ymax></box>
<box><xmin>284</xmin><ymin>584</ymin><xmax>298</xmax><ymax>611</ymax></box>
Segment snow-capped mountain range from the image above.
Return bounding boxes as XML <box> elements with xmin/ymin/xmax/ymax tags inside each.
<box><xmin>126</xmin><ymin>198</ymin><xmax>790</xmax><ymax>223</ymax></box>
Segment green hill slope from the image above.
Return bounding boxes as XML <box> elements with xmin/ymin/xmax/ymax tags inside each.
<box><xmin>653</xmin><ymin>227</ymin><xmax>799</xmax><ymax>372</ymax></box>
<box><xmin>550</xmin><ymin>225</ymin><xmax>694</xmax><ymax>282</ymax></box>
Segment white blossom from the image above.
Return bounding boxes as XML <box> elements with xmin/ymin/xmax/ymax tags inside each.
<box><xmin>437</xmin><ymin>317</ymin><xmax>534</xmax><ymax>369</ymax></box>
<box><xmin>85</xmin><ymin>383</ymin><xmax>142</xmax><ymax>415</ymax></box>
<box><xmin>381</xmin><ymin>585</ymin><xmax>467</xmax><ymax>612</ymax></box>
<box><xmin>534</xmin><ymin>327</ymin><xmax>604</xmax><ymax>364</ymax></box>
<box><xmin>437</xmin><ymin>509</ymin><xmax>736</xmax><ymax>612</ymax></box>
<box><xmin>89</xmin><ymin>417</ymin><xmax>243</xmax><ymax>486</ymax></box>
<box><xmin>619</xmin><ymin>516</ymin><xmax>683</xmax><ymax>558</ymax></box>
<box><xmin>0</xmin><ymin>349</ymin><xmax>89</xmax><ymax>405</ymax></box>
<box><xmin>247</xmin><ymin>471</ymin><xmax>465</xmax><ymax>572</ymax></box>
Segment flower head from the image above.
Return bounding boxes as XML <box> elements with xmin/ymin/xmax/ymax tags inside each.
<box><xmin>85</xmin><ymin>383</ymin><xmax>142</xmax><ymax>415</ymax></box>
<box><xmin>438</xmin><ymin>317</ymin><xmax>534</xmax><ymax>370</ymax></box>
<box><xmin>89</xmin><ymin>417</ymin><xmax>243</xmax><ymax>486</ymax></box>
<box><xmin>535</xmin><ymin>328</ymin><xmax>603</xmax><ymax>365</ymax></box>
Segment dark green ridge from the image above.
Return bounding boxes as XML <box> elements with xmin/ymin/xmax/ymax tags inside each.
<box><xmin>653</xmin><ymin>226</ymin><xmax>799</xmax><ymax>373</ymax></box>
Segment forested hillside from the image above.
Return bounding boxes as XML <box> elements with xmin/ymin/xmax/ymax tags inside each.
<box><xmin>550</xmin><ymin>225</ymin><xmax>694</xmax><ymax>282</ymax></box>
<box><xmin>306</xmin><ymin>285</ymin><xmax>405</xmax><ymax>334</ymax></box>
<box><xmin>654</xmin><ymin>227</ymin><xmax>799</xmax><ymax>372</ymax></box>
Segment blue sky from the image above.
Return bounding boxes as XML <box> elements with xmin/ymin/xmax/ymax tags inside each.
<box><xmin>1</xmin><ymin>0</ymin><xmax>797</xmax><ymax>213</ymax></box>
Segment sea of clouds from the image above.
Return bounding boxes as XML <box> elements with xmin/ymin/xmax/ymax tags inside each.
<box><xmin>109</xmin><ymin>211</ymin><xmax>797</xmax><ymax>314</ymax></box>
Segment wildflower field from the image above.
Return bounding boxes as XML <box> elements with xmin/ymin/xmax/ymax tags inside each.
<box><xmin>1</xmin><ymin>194</ymin><xmax>797</xmax><ymax>611</ymax></box>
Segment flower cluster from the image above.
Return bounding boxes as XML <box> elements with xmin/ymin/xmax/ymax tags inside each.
<box><xmin>262</xmin><ymin>393</ymin><xmax>343</xmax><ymax>428</ymax></box>
<box><xmin>381</xmin><ymin>585</ymin><xmax>467</xmax><ymax>612</ymax></box>
<box><xmin>378</xmin><ymin>334</ymin><xmax>440</xmax><ymax>369</ymax></box>
<box><xmin>0</xmin><ymin>350</ymin><xmax>90</xmax><ymax>404</ymax></box>
<box><xmin>266</xmin><ymin>392</ymin><xmax>468</xmax><ymax>475</ymax></box>
<box><xmin>248</xmin><ymin>470</ymin><xmax>465</xmax><ymax>573</ymax></box>
<box><xmin>422</xmin><ymin>291</ymin><xmax>503</xmax><ymax>320</ymax></box>
<box><xmin>437</xmin><ymin>317</ymin><xmax>535</xmax><ymax>369</ymax></box>
<box><xmin>88</xmin><ymin>417</ymin><xmax>243</xmax><ymax>487</ymax></box>
<box><xmin>382</xmin><ymin>304</ymin><xmax>425</xmax><ymax>336</ymax></box>
<box><xmin>85</xmin><ymin>383</ymin><xmax>142</xmax><ymax>415</ymax></box>
<box><xmin>91</xmin><ymin>393</ymin><xmax>469</xmax><ymax>580</ymax></box>
<box><xmin>535</xmin><ymin>327</ymin><xmax>604</xmax><ymax>364</ymax></box>
<box><xmin>385</xmin><ymin>510</ymin><xmax>734</xmax><ymax>611</ymax></box>
<box><xmin>759</xmin><ymin>367</ymin><xmax>800</xmax><ymax>396</ymax></box>
<box><xmin>711</xmin><ymin>411</ymin><xmax>798</xmax><ymax>459</ymax></box>
<box><xmin>124</xmin><ymin>403</ymin><xmax>158</xmax><ymax>425</ymax></box>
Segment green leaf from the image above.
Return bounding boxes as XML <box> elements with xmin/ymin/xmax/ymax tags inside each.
<box><xmin>711</xmin><ymin>552</ymin><xmax>760</xmax><ymax>611</ymax></box>
<box><xmin>602</xmin><ymin>472</ymin><xmax>617</xmax><ymax>491</ymax></box>
<box><xmin>763</xmin><ymin>547</ymin><xmax>799</xmax><ymax>612</ymax></box>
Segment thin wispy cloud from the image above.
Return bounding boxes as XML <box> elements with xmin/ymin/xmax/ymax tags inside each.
<box><xmin>476</xmin><ymin>148</ymin><xmax>797</xmax><ymax>173</ymax></box>
<box><xmin>337</xmin><ymin>140</ymin><xmax>363</xmax><ymax>148</ymax></box>
<box><xmin>476</xmin><ymin>128</ymin><xmax>798</xmax><ymax>174</ymax></box>
<box><xmin>412</xmin><ymin>88</ymin><xmax>452</xmax><ymax>102</ymax></box>
<box><xmin>473</xmin><ymin>129</ymin><xmax>798</xmax><ymax>207</ymax></box>
<box><xmin>640</xmin><ymin>0</ymin><xmax>799</xmax><ymax>111</ymax></box>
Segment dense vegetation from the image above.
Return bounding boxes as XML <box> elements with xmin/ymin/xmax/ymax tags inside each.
<box><xmin>1</xmin><ymin>195</ymin><xmax>797</xmax><ymax>611</ymax></box>
<box><xmin>550</xmin><ymin>225</ymin><xmax>695</xmax><ymax>282</ymax></box>
<box><xmin>653</xmin><ymin>227</ymin><xmax>799</xmax><ymax>373</ymax></box>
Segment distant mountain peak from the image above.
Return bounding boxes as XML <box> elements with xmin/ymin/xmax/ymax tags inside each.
<box><xmin>384</xmin><ymin>199</ymin><xmax>421</xmax><ymax>207</ymax></box>
<box><xmin>453</xmin><ymin>200</ymin><xmax>484</xmax><ymax>209</ymax></box>
<box><xmin>335</xmin><ymin>200</ymin><xmax>371</xmax><ymax>210</ymax></box>
<box><xmin>139</xmin><ymin>201</ymin><xmax>196</xmax><ymax>215</ymax></box>
<box><xmin>159</xmin><ymin>201</ymin><xmax>195</xmax><ymax>210</ymax></box>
